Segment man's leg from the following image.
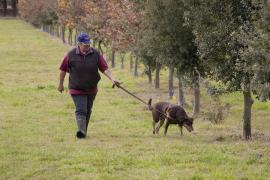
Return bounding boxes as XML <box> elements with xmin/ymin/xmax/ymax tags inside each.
<box><xmin>86</xmin><ymin>93</ymin><xmax>96</xmax><ymax>132</ymax></box>
<box><xmin>71</xmin><ymin>95</ymin><xmax>88</xmax><ymax>138</ymax></box>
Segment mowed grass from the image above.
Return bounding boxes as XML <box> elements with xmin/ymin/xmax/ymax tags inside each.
<box><xmin>0</xmin><ymin>19</ymin><xmax>270</xmax><ymax>180</ymax></box>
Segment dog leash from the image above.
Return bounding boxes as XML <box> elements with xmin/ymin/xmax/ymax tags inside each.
<box><xmin>113</xmin><ymin>83</ymin><xmax>149</xmax><ymax>105</ymax></box>
<box><xmin>113</xmin><ymin>83</ymin><xmax>176</xmax><ymax>121</ymax></box>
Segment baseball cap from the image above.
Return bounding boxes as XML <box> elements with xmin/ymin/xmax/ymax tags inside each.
<box><xmin>77</xmin><ymin>32</ymin><xmax>92</xmax><ymax>44</ymax></box>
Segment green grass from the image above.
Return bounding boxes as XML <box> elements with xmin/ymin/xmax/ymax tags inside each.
<box><xmin>1</xmin><ymin>19</ymin><xmax>270</xmax><ymax>180</ymax></box>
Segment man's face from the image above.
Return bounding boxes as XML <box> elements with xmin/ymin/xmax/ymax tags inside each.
<box><xmin>79</xmin><ymin>43</ymin><xmax>90</xmax><ymax>53</ymax></box>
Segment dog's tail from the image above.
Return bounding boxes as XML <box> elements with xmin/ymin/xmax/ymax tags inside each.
<box><xmin>148</xmin><ymin>98</ymin><xmax>153</xmax><ymax>111</ymax></box>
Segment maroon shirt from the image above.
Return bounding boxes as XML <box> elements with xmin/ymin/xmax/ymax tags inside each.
<box><xmin>59</xmin><ymin>46</ymin><xmax>108</xmax><ymax>95</ymax></box>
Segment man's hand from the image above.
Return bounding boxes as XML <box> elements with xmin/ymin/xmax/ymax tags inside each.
<box><xmin>58</xmin><ymin>84</ymin><xmax>64</xmax><ymax>93</ymax></box>
<box><xmin>112</xmin><ymin>80</ymin><xmax>121</xmax><ymax>87</ymax></box>
<box><xmin>103</xmin><ymin>69</ymin><xmax>121</xmax><ymax>88</ymax></box>
<box><xmin>58</xmin><ymin>71</ymin><xmax>66</xmax><ymax>93</ymax></box>
<box><xmin>111</xmin><ymin>79</ymin><xmax>122</xmax><ymax>88</ymax></box>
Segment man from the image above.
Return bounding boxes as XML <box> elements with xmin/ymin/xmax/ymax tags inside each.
<box><xmin>58</xmin><ymin>32</ymin><xmax>119</xmax><ymax>139</ymax></box>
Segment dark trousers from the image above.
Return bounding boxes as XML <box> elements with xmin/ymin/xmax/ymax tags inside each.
<box><xmin>71</xmin><ymin>94</ymin><xmax>96</xmax><ymax>135</ymax></box>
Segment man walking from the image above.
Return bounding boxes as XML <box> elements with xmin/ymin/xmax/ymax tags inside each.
<box><xmin>58</xmin><ymin>32</ymin><xmax>119</xmax><ymax>139</ymax></box>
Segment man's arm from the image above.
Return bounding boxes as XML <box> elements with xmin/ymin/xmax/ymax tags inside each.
<box><xmin>58</xmin><ymin>54</ymin><xmax>69</xmax><ymax>93</ymax></box>
<box><xmin>58</xmin><ymin>70</ymin><xmax>66</xmax><ymax>93</ymax></box>
<box><xmin>103</xmin><ymin>69</ymin><xmax>120</xmax><ymax>86</ymax></box>
<box><xmin>98</xmin><ymin>51</ymin><xmax>120</xmax><ymax>86</ymax></box>
<box><xmin>103</xmin><ymin>69</ymin><xmax>115</xmax><ymax>82</ymax></box>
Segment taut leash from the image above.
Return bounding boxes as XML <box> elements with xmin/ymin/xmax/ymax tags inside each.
<box><xmin>112</xmin><ymin>83</ymin><xmax>176</xmax><ymax>121</ymax></box>
<box><xmin>113</xmin><ymin>83</ymin><xmax>149</xmax><ymax>105</ymax></box>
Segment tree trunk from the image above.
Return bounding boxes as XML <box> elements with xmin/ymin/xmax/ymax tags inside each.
<box><xmin>168</xmin><ymin>65</ymin><xmax>174</xmax><ymax>99</ymax></box>
<box><xmin>52</xmin><ymin>24</ymin><xmax>56</xmax><ymax>36</ymax></box>
<box><xmin>243</xmin><ymin>84</ymin><xmax>253</xmax><ymax>140</ymax></box>
<box><xmin>61</xmin><ymin>26</ymin><xmax>66</xmax><ymax>44</ymax></box>
<box><xmin>43</xmin><ymin>25</ymin><xmax>47</xmax><ymax>32</ymax></box>
<box><xmin>74</xmin><ymin>29</ymin><xmax>78</xmax><ymax>45</ymax></box>
<box><xmin>98</xmin><ymin>40</ymin><xmax>103</xmax><ymax>54</ymax></box>
<box><xmin>121</xmin><ymin>54</ymin><xmax>125</xmax><ymax>69</ymax></box>
<box><xmin>56</xmin><ymin>24</ymin><xmax>60</xmax><ymax>37</ymax></box>
<box><xmin>49</xmin><ymin>25</ymin><xmax>53</xmax><ymax>35</ymax></box>
<box><xmin>11</xmin><ymin>0</ymin><xmax>17</xmax><ymax>16</ymax></box>
<box><xmin>134</xmin><ymin>57</ymin><xmax>139</xmax><ymax>77</ymax></box>
<box><xmin>130</xmin><ymin>55</ymin><xmax>133</xmax><ymax>72</ymax></box>
<box><xmin>111</xmin><ymin>48</ymin><xmax>116</xmax><ymax>68</ymax></box>
<box><xmin>41</xmin><ymin>24</ymin><xmax>45</xmax><ymax>32</ymax></box>
<box><xmin>3</xmin><ymin>0</ymin><xmax>7</xmax><ymax>16</ymax></box>
<box><xmin>68</xmin><ymin>28</ymin><xmax>73</xmax><ymax>45</ymax></box>
<box><xmin>147</xmin><ymin>66</ymin><xmax>152</xmax><ymax>84</ymax></box>
<box><xmin>193</xmin><ymin>77</ymin><xmax>200</xmax><ymax>115</ymax></box>
<box><xmin>155</xmin><ymin>62</ymin><xmax>161</xmax><ymax>89</ymax></box>
<box><xmin>177</xmin><ymin>74</ymin><xmax>185</xmax><ymax>107</ymax></box>
<box><xmin>55</xmin><ymin>25</ymin><xmax>57</xmax><ymax>37</ymax></box>
<box><xmin>48</xmin><ymin>25</ymin><xmax>51</xmax><ymax>35</ymax></box>
<box><xmin>51</xmin><ymin>25</ymin><xmax>55</xmax><ymax>36</ymax></box>
<box><xmin>44</xmin><ymin>25</ymin><xmax>48</xmax><ymax>33</ymax></box>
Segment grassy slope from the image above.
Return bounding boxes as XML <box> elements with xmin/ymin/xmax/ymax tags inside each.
<box><xmin>0</xmin><ymin>19</ymin><xmax>270</xmax><ymax>180</ymax></box>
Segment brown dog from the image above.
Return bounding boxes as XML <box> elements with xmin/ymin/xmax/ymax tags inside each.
<box><xmin>148</xmin><ymin>99</ymin><xmax>194</xmax><ymax>136</ymax></box>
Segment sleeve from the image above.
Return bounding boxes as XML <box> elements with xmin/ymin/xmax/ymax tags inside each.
<box><xmin>59</xmin><ymin>54</ymin><xmax>69</xmax><ymax>72</ymax></box>
<box><xmin>98</xmin><ymin>52</ymin><xmax>109</xmax><ymax>73</ymax></box>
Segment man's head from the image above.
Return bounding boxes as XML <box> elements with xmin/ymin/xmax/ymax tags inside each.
<box><xmin>77</xmin><ymin>32</ymin><xmax>92</xmax><ymax>53</ymax></box>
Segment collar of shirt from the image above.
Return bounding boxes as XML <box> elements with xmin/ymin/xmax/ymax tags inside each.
<box><xmin>76</xmin><ymin>46</ymin><xmax>94</xmax><ymax>55</ymax></box>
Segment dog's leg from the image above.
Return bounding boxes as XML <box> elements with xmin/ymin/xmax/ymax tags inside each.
<box><xmin>164</xmin><ymin>121</ymin><xmax>170</xmax><ymax>136</ymax></box>
<box><xmin>178</xmin><ymin>124</ymin><xmax>183</xmax><ymax>136</ymax></box>
<box><xmin>155</xmin><ymin>119</ymin><xmax>165</xmax><ymax>134</ymax></box>
<box><xmin>152</xmin><ymin>111</ymin><xmax>160</xmax><ymax>134</ymax></box>
<box><xmin>152</xmin><ymin>120</ymin><xmax>156</xmax><ymax>134</ymax></box>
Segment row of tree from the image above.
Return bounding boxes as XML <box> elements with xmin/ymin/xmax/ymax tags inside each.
<box><xmin>18</xmin><ymin>0</ymin><xmax>270</xmax><ymax>140</ymax></box>
<box><xmin>0</xmin><ymin>0</ymin><xmax>18</xmax><ymax>16</ymax></box>
<box><xmin>19</xmin><ymin>0</ymin><xmax>141</xmax><ymax>64</ymax></box>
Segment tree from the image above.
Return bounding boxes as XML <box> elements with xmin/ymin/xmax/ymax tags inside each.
<box><xmin>80</xmin><ymin>0</ymin><xmax>108</xmax><ymax>49</ymax></box>
<box><xmin>138</xmin><ymin>0</ymin><xmax>204</xmax><ymax>108</ymax></box>
<box><xmin>19</xmin><ymin>0</ymin><xmax>57</xmax><ymax>28</ymax></box>
<box><xmin>189</xmin><ymin>0</ymin><xmax>270</xmax><ymax>139</ymax></box>
<box><xmin>11</xmin><ymin>0</ymin><xmax>17</xmax><ymax>16</ymax></box>
<box><xmin>135</xmin><ymin>10</ymin><xmax>160</xmax><ymax>83</ymax></box>
<box><xmin>2</xmin><ymin>0</ymin><xmax>7</xmax><ymax>16</ymax></box>
<box><xmin>136</xmin><ymin>45</ymin><xmax>156</xmax><ymax>83</ymax></box>
<box><xmin>103</xmin><ymin>0</ymin><xmax>142</xmax><ymax>67</ymax></box>
<box><xmin>58</xmin><ymin>0</ymin><xmax>84</xmax><ymax>44</ymax></box>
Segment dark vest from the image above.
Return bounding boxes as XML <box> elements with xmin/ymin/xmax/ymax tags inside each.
<box><xmin>68</xmin><ymin>47</ymin><xmax>101</xmax><ymax>90</ymax></box>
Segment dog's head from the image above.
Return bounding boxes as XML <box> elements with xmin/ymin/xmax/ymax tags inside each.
<box><xmin>166</xmin><ymin>106</ymin><xmax>194</xmax><ymax>132</ymax></box>
<box><xmin>182</xmin><ymin>117</ymin><xmax>194</xmax><ymax>132</ymax></box>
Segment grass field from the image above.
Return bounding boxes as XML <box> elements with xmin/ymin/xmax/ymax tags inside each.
<box><xmin>0</xmin><ymin>19</ymin><xmax>270</xmax><ymax>180</ymax></box>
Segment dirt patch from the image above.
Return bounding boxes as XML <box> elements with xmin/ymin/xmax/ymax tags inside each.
<box><xmin>214</xmin><ymin>128</ymin><xmax>270</xmax><ymax>142</ymax></box>
<box><xmin>251</xmin><ymin>131</ymin><xmax>270</xmax><ymax>142</ymax></box>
